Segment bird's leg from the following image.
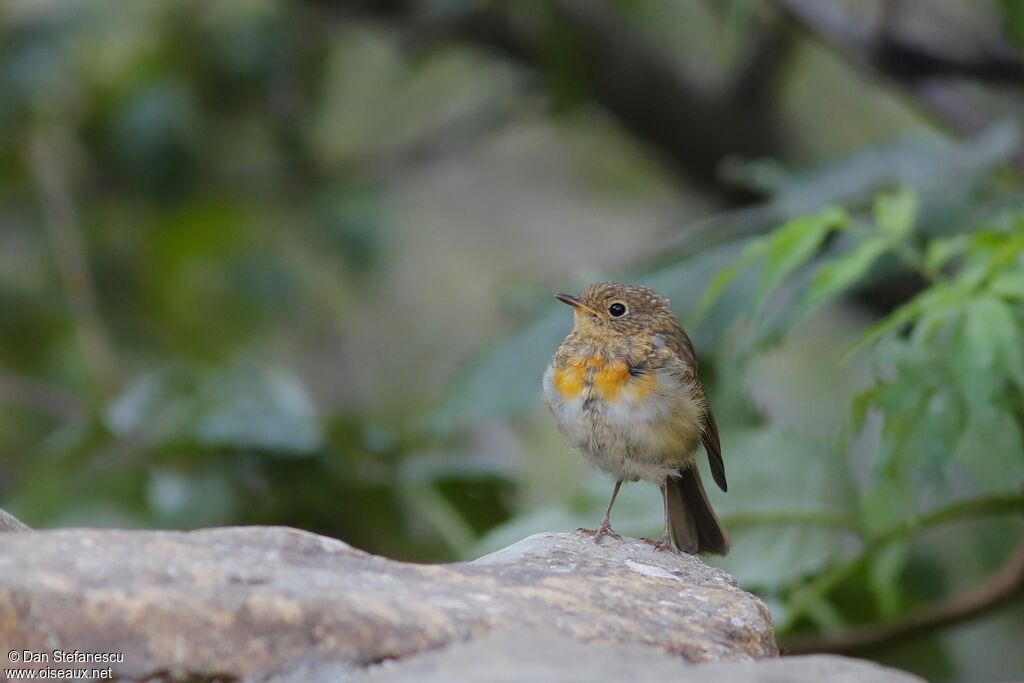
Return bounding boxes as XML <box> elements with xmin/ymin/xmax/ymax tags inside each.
<box><xmin>643</xmin><ymin>479</ymin><xmax>675</xmax><ymax>552</ymax></box>
<box><xmin>577</xmin><ymin>480</ymin><xmax>624</xmax><ymax>543</ymax></box>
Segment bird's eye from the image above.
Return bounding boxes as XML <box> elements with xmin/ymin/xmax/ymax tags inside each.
<box><xmin>608</xmin><ymin>302</ymin><xmax>627</xmax><ymax>317</ymax></box>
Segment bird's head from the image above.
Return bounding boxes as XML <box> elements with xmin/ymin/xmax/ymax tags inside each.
<box><xmin>555</xmin><ymin>281</ymin><xmax>673</xmax><ymax>339</ymax></box>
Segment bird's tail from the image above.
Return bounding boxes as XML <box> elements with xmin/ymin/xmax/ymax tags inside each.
<box><xmin>665</xmin><ymin>466</ymin><xmax>730</xmax><ymax>555</ymax></box>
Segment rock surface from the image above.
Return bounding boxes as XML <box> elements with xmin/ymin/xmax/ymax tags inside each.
<box><xmin>0</xmin><ymin>506</ymin><xmax>29</xmax><ymax>532</ymax></box>
<box><xmin>0</xmin><ymin>525</ymin><xmax>918</xmax><ymax>682</ymax></box>
<box><xmin>355</xmin><ymin>629</ymin><xmax>925</xmax><ymax>683</ymax></box>
<box><xmin>0</xmin><ymin>527</ymin><xmax>771</xmax><ymax>680</ymax></box>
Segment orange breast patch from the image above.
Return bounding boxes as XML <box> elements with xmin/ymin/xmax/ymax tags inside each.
<box><xmin>555</xmin><ymin>357</ymin><xmax>658</xmax><ymax>403</ymax></box>
<box><xmin>593</xmin><ymin>360</ymin><xmax>630</xmax><ymax>402</ymax></box>
<box><xmin>554</xmin><ymin>366</ymin><xmax>585</xmax><ymax>399</ymax></box>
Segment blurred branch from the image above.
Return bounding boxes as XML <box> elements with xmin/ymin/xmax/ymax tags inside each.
<box><xmin>773</xmin><ymin>0</ymin><xmax>1024</xmax><ymax>166</ymax></box>
<box><xmin>731</xmin><ymin>17</ymin><xmax>799</xmax><ymax>111</ymax></box>
<box><xmin>363</xmin><ymin>98</ymin><xmax>518</xmax><ymax>185</ymax></box>
<box><xmin>784</xmin><ymin>527</ymin><xmax>1024</xmax><ymax>655</ymax></box>
<box><xmin>776</xmin><ymin>0</ymin><xmax>1024</xmax><ymax>87</ymax></box>
<box><xmin>315</xmin><ymin>0</ymin><xmax>797</xmax><ymax>204</ymax></box>
<box><xmin>780</xmin><ymin>492</ymin><xmax>1024</xmax><ymax>640</ymax></box>
<box><xmin>27</xmin><ymin>134</ymin><xmax>123</xmax><ymax>396</ymax></box>
<box><xmin>0</xmin><ymin>367</ymin><xmax>83</xmax><ymax>421</ymax></box>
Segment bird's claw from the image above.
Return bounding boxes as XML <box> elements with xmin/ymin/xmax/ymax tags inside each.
<box><xmin>578</xmin><ymin>521</ymin><xmax>622</xmax><ymax>544</ymax></box>
<box><xmin>643</xmin><ymin>535</ymin><xmax>677</xmax><ymax>553</ymax></box>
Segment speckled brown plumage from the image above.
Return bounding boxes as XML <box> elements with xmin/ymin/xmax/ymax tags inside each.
<box><xmin>543</xmin><ymin>282</ymin><xmax>729</xmax><ymax>555</ymax></box>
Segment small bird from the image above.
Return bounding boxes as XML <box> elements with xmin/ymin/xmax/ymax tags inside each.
<box><xmin>542</xmin><ymin>282</ymin><xmax>729</xmax><ymax>554</ymax></box>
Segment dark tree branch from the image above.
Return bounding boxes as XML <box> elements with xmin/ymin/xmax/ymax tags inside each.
<box><xmin>778</xmin><ymin>0</ymin><xmax>1024</xmax><ymax>87</ymax></box>
<box><xmin>774</xmin><ymin>0</ymin><xmax>1024</xmax><ymax>167</ymax></box>
<box><xmin>28</xmin><ymin>134</ymin><xmax>123</xmax><ymax>395</ymax></box>
<box><xmin>873</xmin><ymin>37</ymin><xmax>1024</xmax><ymax>87</ymax></box>
<box><xmin>313</xmin><ymin>0</ymin><xmax>797</xmax><ymax>204</ymax></box>
<box><xmin>732</xmin><ymin>18</ymin><xmax>799</xmax><ymax>111</ymax></box>
<box><xmin>783</xmin><ymin>529</ymin><xmax>1024</xmax><ymax>655</ymax></box>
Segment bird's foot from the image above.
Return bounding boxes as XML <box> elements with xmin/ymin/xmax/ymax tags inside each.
<box><xmin>643</xmin><ymin>534</ymin><xmax>676</xmax><ymax>553</ymax></box>
<box><xmin>577</xmin><ymin>520</ymin><xmax>622</xmax><ymax>544</ymax></box>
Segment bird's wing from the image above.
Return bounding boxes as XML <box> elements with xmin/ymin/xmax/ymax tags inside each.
<box><xmin>697</xmin><ymin>391</ymin><xmax>727</xmax><ymax>492</ymax></box>
<box><xmin>660</xmin><ymin>326</ymin><xmax>728</xmax><ymax>493</ymax></box>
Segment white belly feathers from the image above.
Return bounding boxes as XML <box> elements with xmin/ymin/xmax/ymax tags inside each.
<box><xmin>542</xmin><ymin>361</ymin><xmax>703</xmax><ymax>482</ymax></box>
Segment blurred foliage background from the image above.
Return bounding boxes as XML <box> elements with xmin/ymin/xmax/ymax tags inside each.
<box><xmin>1</xmin><ymin>0</ymin><xmax>1023</xmax><ymax>680</ymax></box>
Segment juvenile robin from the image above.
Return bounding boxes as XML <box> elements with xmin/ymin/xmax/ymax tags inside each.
<box><xmin>542</xmin><ymin>282</ymin><xmax>729</xmax><ymax>554</ymax></box>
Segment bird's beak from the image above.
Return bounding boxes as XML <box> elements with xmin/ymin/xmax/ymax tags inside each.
<box><xmin>555</xmin><ymin>293</ymin><xmax>598</xmax><ymax>316</ymax></box>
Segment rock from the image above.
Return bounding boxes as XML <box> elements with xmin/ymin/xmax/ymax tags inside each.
<box><xmin>0</xmin><ymin>528</ymin><xmax>775</xmax><ymax>681</ymax></box>
<box><xmin>0</xmin><ymin>506</ymin><xmax>29</xmax><ymax>532</ymax></box>
<box><xmin>354</xmin><ymin>628</ymin><xmax>925</xmax><ymax>683</ymax></box>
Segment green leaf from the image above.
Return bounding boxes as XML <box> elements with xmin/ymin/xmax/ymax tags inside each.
<box><xmin>910</xmin><ymin>304</ymin><xmax>959</xmax><ymax>348</ymax></box>
<box><xmin>798</xmin><ymin>235</ymin><xmax>890</xmax><ymax>319</ymax></box>
<box><xmin>955</xmin><ymin>406</ymin><xmax>1024</xmax><ymax>490</ymax></box>
<box><xmin>862</xmin><ymin>337</ymin><xmax>967</xmax><ymax>495</ymax></box>
<box><xmin>924</xmin><ymin>235</ymin><xmax>970</xmax><ymax>274</ymax></box>
<box><xmin>989</xmin><ymin>270</ymin><xmax>1024</xmax><ymax>302</ymax></box>
<box><xmin>690</xmin><ymin>260</ymin><xmax>747</xmax><ymax>328</ymax></box>
<box><xmin>955</xmin><ymin>296</ymin><xmax>1024</xmax><ymax>401</ymax></box>
<box><xmin>691</xmin><ymin>206</ymin><xmax>847</xmax><ymax>325</ymax></box>
<box><xmin>690</xmin><ymin>238</ymin><xmax>770</xmax><ymax>329</ymax></box>
<box><xmin>852</xmin><ymin>383</ymin><xmax>880</xmax><ymax>432</ymax></box>
<box><xmin>845</xmin><ymin>282</ymin><xmax>968</xmax><ymax>361</ymax></box>
<box><xmin>913</xmin><ymin>388</ymin><xmax>966</xmax><ymax>480</ymax></box>
<box><xmin>869</xmin><ymin>541</ymin><xmax>908</xmax><ymax>619</ymax></box>
<box><xmin>873</xmin><ymin>189</ymin><xmax>917</xmax><ymax>240</ymax></box>
<box><xmin>908</xmin><ymin>282</ymin><xmax>973</xmax><ymax>348</ymax></box>
<box><xmin>753</xmin><ymin>207</ymin><xmax>849</xmax><ymax>313</ymax></box>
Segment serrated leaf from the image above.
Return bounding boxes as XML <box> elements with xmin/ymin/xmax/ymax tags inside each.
<box><xmin>690</xmin><ymin>238</ymin><xmax>769</xmax><ymax>328</ymax></box>
<box><xmin>989</xmin><ymin>270</ymin><xmax>1024</xmax><ymax>302</ymax></box>
<box><xmin>873</xmin><ymin>189</ymin><xmax>917</xmax><ymax>239</ymax></box>
<box><xmin>955</xmin><ymin>406</ymin><xmax>1024</xmax><ymax>490</ymax></box>
<box><xmin>924</xmin><ymin>235</ymin><xmax>970</xmax><ymax>273</ymax></box>
<box><xmin>955</xmin><ymin>296</ymin><xmax>1024</xmax><ymax>401</ymax></box>
<box><xmin>798</xmin><ymin>235</ymin><xmax>890</xmax><ymax>319</ymax></box>
<box><xmin>845</xmin><ymin>282</ymin><xmax>967</xmax><ymax>361</ymax></box>
<box><xmin>690</xmin><ymin>261</ymin><xmax>746</xmax><ymax>327</ymax></box>
<box><xmin>691</xmin><ymin>206</ymin><xmax>847</xmax><ymax>325</ymax></box>
<box><xmin>914</xmin><ymin>389</ymin><xmax>965</xmax><ymax>479</ymax></box>
<box><xmin>752</xmin><ymin>207</ymin><xmax>849</xmax><ymax>314</ymax></box>
<box><xmin>910</xmin><ymin>305</ymin><xmax>958</xmax><ymax>348</ymax></box>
